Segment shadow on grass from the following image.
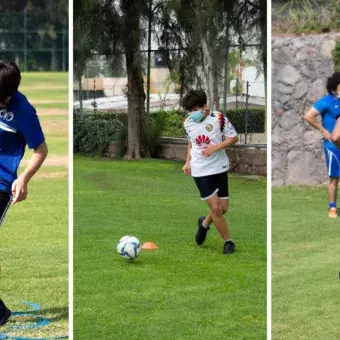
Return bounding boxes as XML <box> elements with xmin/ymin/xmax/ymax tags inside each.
<box><xmin>41</xmin><ymin>306</ymin><xmax>68</xmax><ymax>323</ymax></box>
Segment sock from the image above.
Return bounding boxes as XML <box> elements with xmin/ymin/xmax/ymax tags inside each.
<box><xmin>202</xmin><ymin>220</ymin><xmax>210</xmax><ymax>229</ymax></box>
<box><xmin>329</xmin><ymin>202</ymin><xmax>336</xmax><ymax>209</ymax></box>
<box><xmin>224</xmin><ymin>239</ymin><xmax>232</xmax><ymax>243</ymax></box>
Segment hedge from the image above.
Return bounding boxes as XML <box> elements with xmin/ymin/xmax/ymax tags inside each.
<box><xmin>73</xmin><ymin>107</ymin><xmax>265</xmax><ymax>156</ymax></box>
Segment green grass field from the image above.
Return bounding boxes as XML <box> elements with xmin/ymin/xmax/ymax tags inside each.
<box><xmin>20</xmin><ymin>72</ymin><xmax>68</xmax><ymax>110</ymax></box>
<box><xmin>272</xmin><ymin>186</ymin><xmax>340</xmax><ymax>340</ymax></box>
<box><xmin>74</xmin><ymin>157</ymin><xmax>266</xmax><ymax>339</ymax></box>
<box><xmin>0</xmin><ymin>73</ymin><xmax>68</xmax><ymax>338</ymax></box>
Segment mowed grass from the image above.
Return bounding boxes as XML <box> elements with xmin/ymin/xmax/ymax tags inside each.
<box><xmin>272</xmin><ymin>186</ymin><xmax>340</xmax><ymax>340</ymax></box>
<box><xmin>0</xmin><ymin>72</ymin><xmax>68</xmax><ymax>338</ymax></box>
<box><xmin>20</xmin><ymin>72</ymin><xmax>68</xmax><ymax>110</ymax></box>
<box><xmin>74</xmin><ymin>157</ymin><xmax>266</xmax><ymax>340</ymax></box>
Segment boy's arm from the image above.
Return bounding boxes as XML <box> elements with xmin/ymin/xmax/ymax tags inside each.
<box><xmin>304</xmin><ymin>107</ymin><xmax>331</xmax><ymax>140</ymax></box>
<box><xmin>330</xmin><ymin>117</ymin><xmax>340</xmax><ymax>147</ymax></box>
<box><xmin>201</xmin><ymin>136</ymin><xmax>238</xmax><ymax>157</ymax></box>
<box><xmin>182</xmin><ymin>142</ymin><xmax>192</xmax><ymax>175</ymax></box>
<box><xmin>12</xmin><ymin>142</ymin><xmax>48</xmax><ymax>204</ymax></box>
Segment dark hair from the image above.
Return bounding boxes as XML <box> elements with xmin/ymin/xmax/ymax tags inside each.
<box><xmin>326</xmin><ymin>72</ymin><xmax>340</xmax><ymax>94</ymax></box>
<box><xmin>0</xmin><ymin>61</ymin><xmax>21</xmax><ymax>102</ymax></box>
<box><xmin>180</xmin><ymin>89</ymin><xmax>207</xmax><ymax>111</ymax></box>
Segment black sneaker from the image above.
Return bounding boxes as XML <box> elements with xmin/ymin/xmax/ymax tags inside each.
<box><xmin>223</xmin><ymin>240</ymin><xmax>235</xmax><ymax>254</ymax></box>
<box><xmin>195</xmin><ymin>216</ymin><xmax>209</xmax><ymax>245</ymax></box>
<box><xmin>0</xmin><ymin>300</ymin><xmax>11</xmax><ymax>326</ymax></box>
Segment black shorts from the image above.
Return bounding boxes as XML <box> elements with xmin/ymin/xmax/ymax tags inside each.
<box><xmin>193</xmin><ymin>172</ymin><xmax>229</xmax><ymax>200</ymax></box>
<box><xmin>0</xmin><ymin>191</ymin><xmax>11</xmax><ymax>226</ymax></box>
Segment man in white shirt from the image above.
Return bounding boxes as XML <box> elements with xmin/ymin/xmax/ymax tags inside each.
<box><xmin>181</xmin><ymin>89</ymin><xmax>238</xmax><ymax>254</ymax></box>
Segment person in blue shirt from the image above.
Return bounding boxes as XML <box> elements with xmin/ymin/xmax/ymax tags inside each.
<box><xmin>0</xmin><ymin>61</ymin><xmax>48</xmax><ymax>326</ymax></box>
<box><xmin>330</xmin><ymin>115</ymin><xmax>340</xmax><ymax>148</ymax></box>
<box><xmin>304</xmin><ymin>72</ymin><xmax>340</xmax><ymax>218</ymax></box>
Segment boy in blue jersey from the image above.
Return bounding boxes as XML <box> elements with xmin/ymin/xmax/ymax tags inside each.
<box><xmin>304</xmin><ymin>72</ymin><xmax>340</xmax><ymax>218</ymax></box>
<box><xmin>0</xmin><ymin>61</ymin><xmax>48</xmax><ymax>326</ymax></box>
<box><xmin>331</xmin><ymin>117</ymin><xmax>340</xmax><ymax>148</ymax></box>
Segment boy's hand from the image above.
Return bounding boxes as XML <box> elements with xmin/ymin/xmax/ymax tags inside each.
<box><xmin>182</xmin><ymin>162</ymin><xmax>191</xmax><ymax>175</ymax></box>
<box><xmin>11</xmin><ymin>176</ymin><xmax>28</xmax><ymax>204</ymax></box>
<box><xmin>321</xmin><ymin>127</ymin><xmax>331</xmax><ymax>141</ymax></box>
<box><xmin>202</xmin><ymin>144</ymin><xmax>219</xmax><ymax>157</ymax></box>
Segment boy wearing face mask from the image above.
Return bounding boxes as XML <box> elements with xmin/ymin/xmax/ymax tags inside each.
<box><xmin>180</xmin><ymin>89</ymin><xmax>239</xmax><ymax>254</ymax></box>
<box><xmin>0</xmin><ymin>60</ymin><xmax>48</xmax><ymax>325</ymax></box>
<box><xmin>304</xmin><ymin>72</ymin><xmax>340</xmax><ymax>218</ymax></box>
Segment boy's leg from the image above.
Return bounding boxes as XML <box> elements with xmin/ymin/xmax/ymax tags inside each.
<box><xmin>203</xmin><ymin>199</ymin><xmax>228</xmax><ymax>226</ymax></box>
<box><xmin>328</xmin><ymin>177</ymin><xmax>338</xmax><ymax>203</ymax></box>
<box><xmin>324</xmin><ymin>147</ymin><xmax>339</xmax><ymax>218</ymax></box>
<box><xmin>0</xmin><ymin>299</ymin><xmax>11</xmax><ymax>326</ymax></box>
<box><xmin>328</xmin><ymin>177</ymin><xmax>338</xmax><ymax>218</ymax></box>
<box><xmin>203</xmin><ymin>172</ymin><xmax>229</xmax><ymax>226</ymax></box>
<box><xmin>0</xmin><ymin>192</ymin><xmax>12</xmax><ymax>326</ymax></box>
<box><xmin>0</xmin><ymin>191</ymin><xmax>11</xmax><ymax>226</ymax></box>
<box><xmin>205</xmin><ymin>194</ymin><xmax>230</xmax><ymax>241</ymax></box>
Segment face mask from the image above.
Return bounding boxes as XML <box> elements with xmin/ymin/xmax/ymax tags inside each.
<box><xmin>190</xmin><ymin>110</ymin><xmax>204</xmax><ymax>123</ymax></box>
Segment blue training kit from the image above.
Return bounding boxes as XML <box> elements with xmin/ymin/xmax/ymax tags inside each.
<box><xmin>314</xmin><ymin>94</ymin><xmax>340</xmax><ymax>177</ymax></box>
<box><xmin>313</xmin><ymin>93</ymin><xmax>340</xmax><ymax>148</ymax></box>
<box><xmin>0</xmin><ymin>91</ymin><xmax>45</xmax><ymax>193</ymax></box>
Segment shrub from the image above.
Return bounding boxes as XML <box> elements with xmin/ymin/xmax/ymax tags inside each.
<box><xmin>148</xmin><ymin>111</ymin><xmax>168</xmax><ymax>157</ymax></box>
<box><xmin>73</xmin><ymin>109</ymin><xmax>126</xmax><ymax>156</ymax></box>
<box><xmin>150</xmin><ymin>110</ymin><xmax>186</xmax><ymax>137</ymax></box>
<box><xmin>226</xmin><ymin>107</ymin><xmax>266</xmax><ymax>134</ymax></box>
<box><xmin>333</xmin><ymin>40</ymin><xmax>340</xmax><ymax>72</ymax></box>
<box><xmin>73</xmin><ymin>107</ymin><xmax>266</xmax><ymax>157</ymax></box>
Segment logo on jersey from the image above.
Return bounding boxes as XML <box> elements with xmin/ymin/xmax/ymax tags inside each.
<box><xmin>196</xmin><ymin>135</ymin><xmax>210</xmax><ymax>146</ymax></box>
<box><xmin>206</xmin><ymin>124</ymin><xmax>213</xmax><ymax>132</ymax></box>
<box><xmin>0</xmin><ymin>109</ymin><xmax>14</xmax><ymax>122</ymax></box>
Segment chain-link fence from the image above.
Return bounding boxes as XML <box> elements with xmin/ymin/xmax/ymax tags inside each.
<box><xmin>0</xmin><ymin>11</ymin><xmax>68</xmax><ymax>71</ymax></box>
<box><xmin>74</xmin><ymin>45</ymin><xmax>265</xmax><ymax>145</ymax></box>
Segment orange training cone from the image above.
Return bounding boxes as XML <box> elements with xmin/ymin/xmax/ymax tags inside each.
<box><xmin>142</xmin><ymin>241</ymin><xmax>159</xmax><ymax>250</ymax></box>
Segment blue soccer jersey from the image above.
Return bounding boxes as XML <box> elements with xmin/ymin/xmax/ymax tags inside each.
<box><xmin>0</xmin><ymin>91</ymin><xmax>45</xmax><ymax>193</ymax></box>
<box><xmin>313</xmin><ymin>94</ymin><xmax>340</xmax><ymax>148</ymax></box>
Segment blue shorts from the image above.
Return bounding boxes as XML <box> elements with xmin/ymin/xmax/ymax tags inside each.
<box><xmin>324</xmin><ymin>147</ymin><xmax>340</xmax><ymax>178</ymax></box>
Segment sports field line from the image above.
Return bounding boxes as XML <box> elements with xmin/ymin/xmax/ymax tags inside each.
<box><xmin>31</xmin><ymin>99</ymin><xmax>68</xmax><ymax>104</ymax></box>
<box><xmin>38</xmin><ymin>109</ymin><xmax>68</xmax><ymax>116</ymax></box>
<box><xmin>21</xmin><ymin>156</ymin><xmax>68</xmax><ymax>167</ymax></box>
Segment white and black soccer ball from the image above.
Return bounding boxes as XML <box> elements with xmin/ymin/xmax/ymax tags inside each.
<box><xmin>117</xmin><ymin>235</ymin><xmax>141</xmax><ymax>260</ymax></box>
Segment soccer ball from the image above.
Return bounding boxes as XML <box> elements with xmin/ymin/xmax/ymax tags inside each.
<box><xmin>117</xmin><ymin>235</ymin><xmax>141</xmax><ymax>260</ymax></box>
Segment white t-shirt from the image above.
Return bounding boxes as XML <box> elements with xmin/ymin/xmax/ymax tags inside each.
<box><xmin>183</xmin><ymin>111</ymin><xmax>237</xmax><ymax>177</ymax></box>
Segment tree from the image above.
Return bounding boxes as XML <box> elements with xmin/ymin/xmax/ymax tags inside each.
<box><xmin>121</xmin><ymin>0</ymin><xmax>148</xmax><ymax>159</ymax></box>
<box><xmin>29</xmin><ymin>0</ymin><xmax>68</xmax><ymax>70</ymax></box>
<box><xmin>0</xmin><ymin>0</ymin><xmax>68</xmax><ymax>71</ymax></box>
<box><xmin>74</xmin><ymin>0</ymin><xmax>149</xmax><ymax>159</ymax></box>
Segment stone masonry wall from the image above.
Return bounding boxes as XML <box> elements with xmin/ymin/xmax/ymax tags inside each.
<box><xmin>105</xmin><ymin>139</ymin><xmax>267</xmax><ymax>176</ymax></box>
<box><xmin>272</xmin><ymin>33</ymin><xmax>340</xmax><ymax>186</ymax></box>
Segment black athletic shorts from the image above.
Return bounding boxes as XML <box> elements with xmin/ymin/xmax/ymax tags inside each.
<box><xmin>193</xmin><ymin>171</ymin><xmax>229</xmax><ymax>200</ymax></box>
<box><xmin>0</xmin><ymin>191</ymin><xmax>11</xmax><ymax>226</ymax></box>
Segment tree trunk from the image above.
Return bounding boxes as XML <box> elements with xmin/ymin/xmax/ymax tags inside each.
<box><xmin>78</xmin><ymin>74</ymin><xmax>83</xmax><ymax>112</ymax></box>
<box><xmin>212</xmin><ymin>61</ymin><xmax>220</xmax><ymax>111</ymax></box>
<box><xmin>51</xmin><ymin>39</ymin><xmax>59</xmax><ymax>71</ymax></box>
<box><xmin>259</xmin><ymin>0</ymin><xmax>267</xmax><ymax>135</ymax></box>
<box><xmin>260</xmin><ymin>0</ymin><xmax>267</xmax><ymax>90</ymax></box>
<box><xmin>201</xmin><ymin>35</ymin><xmax>214</xmax><ymax>109</ymax></box>
<box><xmin>122</xmin><ymin>0</ymin><xmax>148</xmax><ymax>160</ymax></box>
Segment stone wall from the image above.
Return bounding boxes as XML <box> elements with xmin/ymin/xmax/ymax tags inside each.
<box><xmin>105</xmin><ymin>138</ymin><xmax>267</xmax><ymax>176</ymax></box>
<box><xmin>272</xmin><ymin>33</ymin><xmax>340</xmax><ymax>186</ymax></box>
